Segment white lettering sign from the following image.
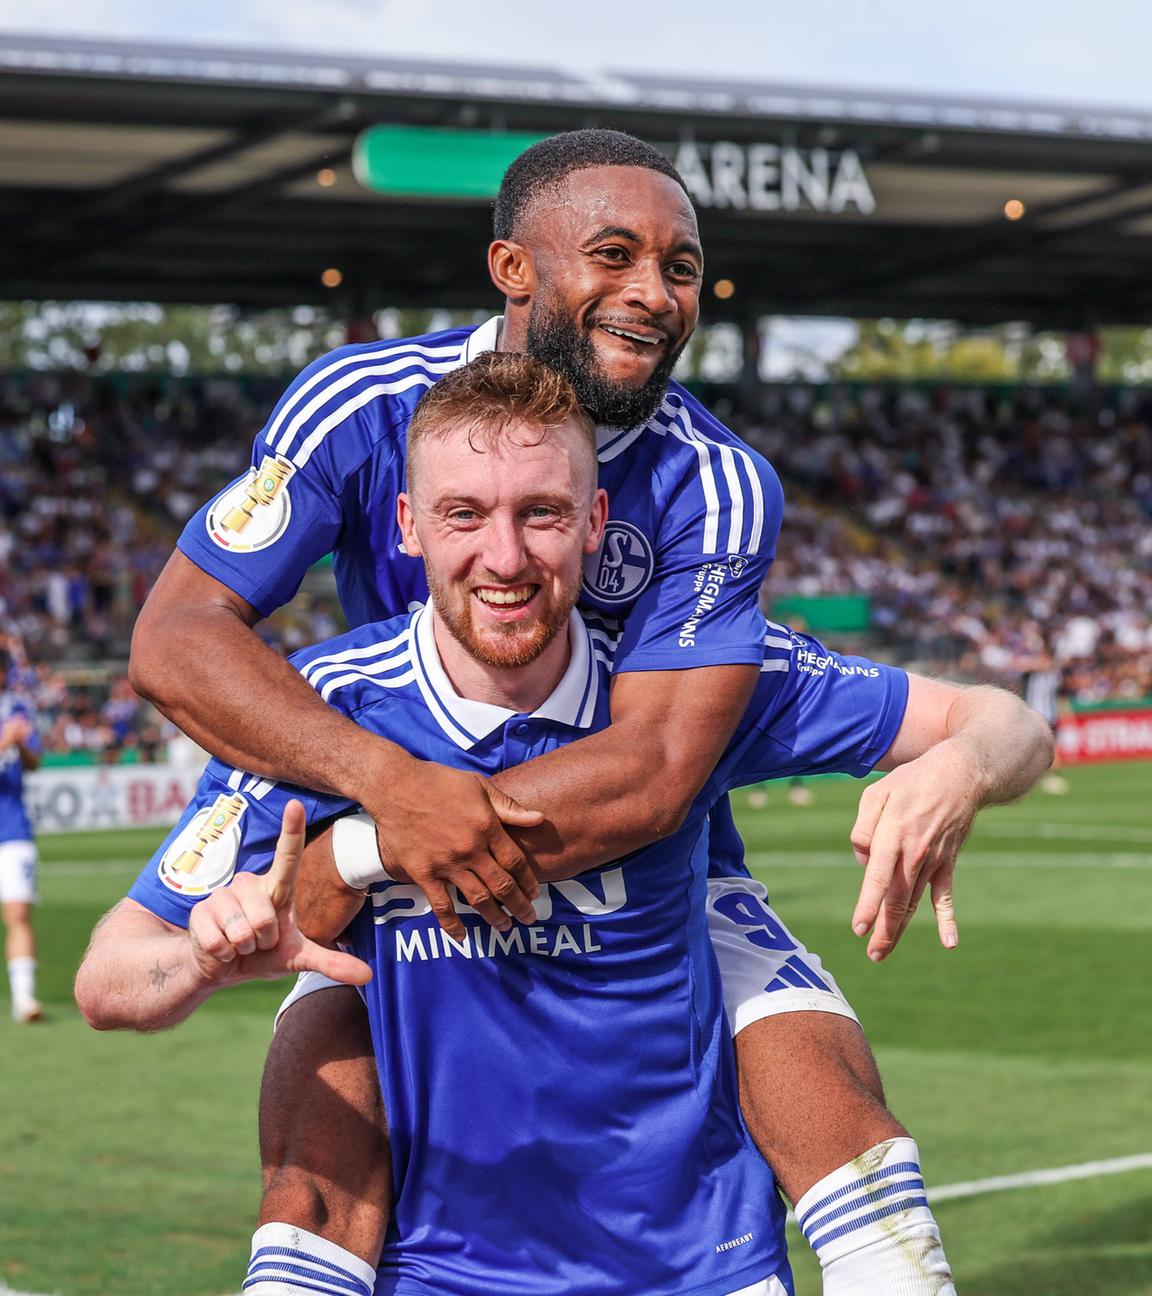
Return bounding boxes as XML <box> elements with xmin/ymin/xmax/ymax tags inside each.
<box><xmin>674</xmin><ymin>140</ymin><xmax>875</xmax><ymax>214</ymax></box>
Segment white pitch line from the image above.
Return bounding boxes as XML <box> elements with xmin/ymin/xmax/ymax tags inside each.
<box><xmin>746</xmin><ymin>851</ymin><xmax>1152</xmax><ymax>870</ymax></box>
<box><xmin>782</xmin><ymin>1154</ymin><xmax>1152</xmax><ymax>1222</ymax></box>
<box><xmin>977</xmin><ymin>821</ymin><xmax>1152</xmax><ymax>845</ymax></box>
<box><xmin>929</xmin><ymin>1152</ymin><xmax>1152</xmax><ymax>1202</ymax></box>
<box><xmin>9</xmin><ymin>1158</ymin><xmax>1152</xmax><ymax>1296</ymax></box>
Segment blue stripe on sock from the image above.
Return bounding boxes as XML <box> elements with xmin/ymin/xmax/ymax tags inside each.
<box><xmin>249</xmin><ymin>1245</ymin><xmax>369</xmax><ymax>1285</ymax></box>
<box><xmin>244</xmin><ymin>1250</ymin><xmax>371</xmax><ymax>1296</ymax></box>
<box><xmin>243</xmin><ymin>1277</ymin><xmax>363</xmax><ymax>1296</ymax></box>
<box><xmin>807</xmin><ymin>1194</ymin><xmax>931</xmax><ymax>1252</ymax></box>
<box><xmin>800</xmin><ymin>1176</ymin><xmax>926</xmax><ymax>1241</ymax></box>
<box><xmin>797</xmin><ymin>1160</ymin><xmax>923</xmax><ymax>1229</ymax></box>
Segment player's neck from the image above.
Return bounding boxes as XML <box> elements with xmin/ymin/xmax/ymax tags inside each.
<box><xmin>430</xmin><ymin>611</ymin><xmax>572</xmax><ymax>715</ymax></box>
<box><xmin>497</xmin><ymin>311</ymin><xmax>524</xmax><ymax>352</ymax></box>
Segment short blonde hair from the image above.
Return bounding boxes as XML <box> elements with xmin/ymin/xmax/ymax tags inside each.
<box><xmin>406</xmin><ymin>351</ymin><xmax>596</xmax><ymax>487</ymax></box>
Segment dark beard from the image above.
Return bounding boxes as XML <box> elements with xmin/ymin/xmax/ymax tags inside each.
<box><xmin>525</xmin><ymin>302</ymin><xmax>685</xmax><ymax>430</ymax></box>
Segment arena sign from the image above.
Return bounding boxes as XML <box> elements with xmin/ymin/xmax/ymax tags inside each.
<box><xmin>354</xmin><ymin>125</ymin><xmax>875</xmax><ymax>215</ymax></box>
<box><xmin>672</xmin><ymin>140</ymin><xmax>875</xmax><ymax>214</ymax></box>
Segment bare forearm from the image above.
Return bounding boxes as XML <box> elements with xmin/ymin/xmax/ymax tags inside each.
<box><xmin>944</xmin><ymin>686</ymin><xmax>1055</xmax><ymax>805</ymax></box>
<box><xmin>492</xmin><ymin>732</ymin><xmax>679</xmax><ymax>879</ymax></box>
<box><xmin>75</xmin><ymin>902</ymin><xmax>215</xmax><ymax>1032</ymax></box>
<box><xmin>493</xmin><ymin>665</ymin><xmax>758</xmax><ymax>881</ymax></box>
<box><xmin>295</xmin><ymin>827</ymin><xmax>367</xmax><ymax>943</ymax></box>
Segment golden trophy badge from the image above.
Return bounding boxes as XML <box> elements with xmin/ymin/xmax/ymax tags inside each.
<box><xmin>207</xmin><ymin>453</ymin><xmax>297</xmax><ymax>552</ymax></box>
<box><xmin>159</xmin><ymin>792</ymin><xmax>249</xmax><ymax>895</ymax></box>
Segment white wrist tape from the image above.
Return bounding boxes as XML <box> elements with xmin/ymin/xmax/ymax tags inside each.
<box><xmin>332</xmin><ymin>812</ymin><xmax>394</xmax><ymax>890</ymax></box>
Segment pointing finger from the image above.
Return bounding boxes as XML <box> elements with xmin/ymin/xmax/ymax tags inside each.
<box><xmin>266</xmin><ymin>799</ymin><xmax>307</xmax><ymax>911</ymax></box>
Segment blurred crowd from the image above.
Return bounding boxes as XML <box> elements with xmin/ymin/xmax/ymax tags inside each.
<box><xmin>2</xmin><ymin>371</ymin><xmax>1151</xmax><ymax>762</ymax></box>
<box><xmin>748</xmin><ymin>383</ymin><xmax>1152</xmax><ymax>701</ymax></box>
<box><xmin>0</xmin><ymin>370</ymin><xmax>264</xmax><ymax>662</ymax></box>
<box><xmin>0</xmin><ymin>371</ymin><xmax>342</xmax><ymax>758</ymax></box>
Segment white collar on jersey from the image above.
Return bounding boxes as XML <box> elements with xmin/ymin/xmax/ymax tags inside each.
<box><xmin>462</xmin><ymin>315</ymin><xmax>502</xmax><ymax>363</ymax></box>
<box><xmin>408</xmin><ymin>601</ymin><xmax>600</xmax><ymax>751</ymax></box>
<box><xmin>459</xmin><ymin>315</ymin><xmax>652</xmax><ymax>457</ymax></box>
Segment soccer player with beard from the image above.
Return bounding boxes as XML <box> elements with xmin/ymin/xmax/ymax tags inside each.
<box><xmin>129</xmin><ymin>132</ymin><xmax>980</xmax><ymax>1294</ymax></box>
<box><xmin>88</xmin><ymin>354</ymin><xmax>1052</xmax><ymax>1294</ymax></box>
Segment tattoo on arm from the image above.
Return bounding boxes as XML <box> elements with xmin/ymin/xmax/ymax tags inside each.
<box><xmin>149</xmin><ymin>959</ymin><xmax>183</xmax><ymax>991</ymax></box>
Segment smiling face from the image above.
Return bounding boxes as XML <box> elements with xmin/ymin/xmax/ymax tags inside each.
<box><xmin>494</xmin><ymin>165</ymin><xmax>703</xmax><ymax>429</ymax></box>
<box><xmin>399</xmin><ymin>414</ymin><xmax>607</xmax><ymax>684</ymax></box>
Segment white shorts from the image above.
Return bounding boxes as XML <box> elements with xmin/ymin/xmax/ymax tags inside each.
<box><xmin>0</xmin><ymin>839</ymin><xmax>38</xmax><ymax>905</ymax></box>
<box><xmin>274</xmin><ymin>966</ymin><xmax>354</xmax><ymax>1031</ymax></box>
<box><xmin>706</xmin><ymin>876</ymin><xmax>858</xmax><ymax>1037</ymax></box>
<box><xmin>276</xmin><ymin>878</ymin><xmax>857</xmax><ymax>1039</ymax></box>
<box><xmin>727</xmin><ymin>1280</ymin><xmax>789</xmax><ymax>1296</ymax></box>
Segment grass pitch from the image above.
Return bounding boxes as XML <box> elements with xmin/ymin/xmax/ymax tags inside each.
<box><xmin>1</xmin><ymin>761</ymin><xmax>1150</xmax><ymax>1295</ymax></box>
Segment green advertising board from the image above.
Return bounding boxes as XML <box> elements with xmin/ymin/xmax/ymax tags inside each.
<box><xmin>354</xmin><ymin>125</ymin><xmax>550</xmax><ymax>199</ymax></box>
<box><xmin>769</xmin><ymin>594</ymin><xmax>872</xmax><ymax>634</ymax></box>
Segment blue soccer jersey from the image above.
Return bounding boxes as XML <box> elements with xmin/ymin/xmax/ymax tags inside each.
<box><xmin>177</xmin><ymin>317</ymin><xmax>783</xmax><ymax>674</ymax></box>
<box><xmin>0</xmin><ymin>693</ymin><xmax>39</xmax><ymax>845</ymax></box>
<box><xmin>128</xmin><ymin>608</ymin><xmax>908</xmax><ymax>1296</ymax></box>
<box><xmin>175</xmin><ymin>318</ymin><xmax>781</xmax><ymax>885</ymax></box>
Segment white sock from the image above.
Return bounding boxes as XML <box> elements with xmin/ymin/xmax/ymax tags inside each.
<box><xmin>795</xmin><ymin>1137</ymin><xmax>956</xmax><ymax>1295</ymax></box>
<box><xmin>244</xmin><ymin>1222</ymin><xmax>377</xmax><ymax>1295</ymax></box>
<box><xmin>8</xmin><ymin>957</ymin><xmax>36</xmax><ymax>1005</ymax></box>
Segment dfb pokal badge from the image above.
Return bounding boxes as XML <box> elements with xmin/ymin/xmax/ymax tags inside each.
<box><xmin>207</xmin><ymin>453</ymin><xmax>296</xmax><ymax>552</ymax></box>
<box><xmin>583</xmin><ymin>522</ymin><xmax>654</xmax><ymax>605</ymax></box>
<box><xmin>158</xmin><ymin>792</ymin><xmax>248</xmax><ymax>896</ymax></box>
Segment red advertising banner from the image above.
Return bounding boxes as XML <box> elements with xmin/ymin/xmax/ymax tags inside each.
<box><xmin>1056</xmin><ymin>703</ymin><xmax>1152</xmax><ymax>765</ymax></box>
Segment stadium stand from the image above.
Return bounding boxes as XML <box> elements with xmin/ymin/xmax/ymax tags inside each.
<box><xmin>0</xmin><ymin>372</ymin><xmax>340</xmax><ymax>757</ymax></box>
<box><xmin>2</xmin><ymin>370</ymin><xmax>1150</xmax><ymax>757</ymax></box>
<box><xmin>749</xmin><ymin>383</ymin><xmax>1152</xmax><ymax>700</ymax></box>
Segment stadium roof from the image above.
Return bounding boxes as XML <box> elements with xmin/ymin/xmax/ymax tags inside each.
<box><xmin>6</xmin><ymin>32</ymin><xmax>1152</xmax><ymax>326</ymax></box>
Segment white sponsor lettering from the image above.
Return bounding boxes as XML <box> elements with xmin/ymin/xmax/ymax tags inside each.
<box><xmin>716</xmin><ymin>1232</ymin><xmax>755</xmax><ymax>1253</ymax></box>
<box><xmin>675</xmin><ymin>140</ymin><xmax>875</xmax><ymax>214</ymax></box>
<box><xmin>795</xmin><ymin>647</ymin><xmax>880</xmax><ymax>679</ymax></box>
<box><xmin>374</xmin><ymin>868</ymin><xmax>627</xmax><ymax>925</ymax></box>
<box><xmin>680</xmin><ymin>560</ymin><xmax>736</xmax><ymax>649</ymax></box>
<box><xmin>394</xmin><ymin>922</ymin><xmax>602</xmax><ymax>964</ymax></box>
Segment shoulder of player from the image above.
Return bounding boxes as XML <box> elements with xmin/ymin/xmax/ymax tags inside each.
<box><xmin>288</xmin><ymin>614</ymin><xmax>419</xmax><ymax>711</ymax></box>
<box><xmin>258</xmin><ymin>325</ymin><xmax>476</xmax><ymax>469</ymax></box>
<box><xmin>624</xmin><ymin>383</ymin><xmax>780</xmax><ymax>487</ymax></box>
<box><xmin>747</xmin><ymin>621</ymin><xmax>896</xmax><ymax>716</ymax></box>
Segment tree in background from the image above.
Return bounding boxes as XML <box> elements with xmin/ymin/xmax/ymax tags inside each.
<box><xmin>4</xmin><ymin>301</ymin><xmax>1152</xmax><ymax>388</ymax></box>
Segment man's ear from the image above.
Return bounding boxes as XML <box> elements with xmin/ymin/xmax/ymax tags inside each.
<box><xmin>396</xmin><ymin>493</ymin><xmax>422</xmax><ymax>557</ymax></box>
<box><xmin>488</xmin><ymin>239</ymin><xmax>534</xmax><ymax>306</ymax></box>
<box><xmin>584</xmin><ymin>488</ymin><xmax>609</xmax><ymax>554</ymax></box>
